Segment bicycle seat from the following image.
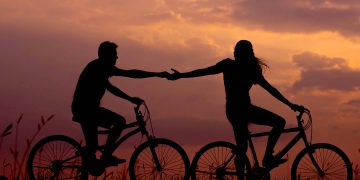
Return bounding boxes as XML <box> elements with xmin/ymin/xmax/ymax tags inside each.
<box><xmin>72</xmin><ymin>116</ymin><xmax>111</xmax><ymax>134</ymax></box>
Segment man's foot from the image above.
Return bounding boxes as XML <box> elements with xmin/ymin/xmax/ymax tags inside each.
<box><xmin>101</xmin><ymin>155</ymin><xmax>126</xmax><ymax>167</ymax></box>
<box><xmin>262</xmin><ymin>155</ymin><xmax>287</xmax><ymax>168</ymax></box>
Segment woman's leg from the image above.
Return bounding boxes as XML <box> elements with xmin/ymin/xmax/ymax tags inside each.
<box><xmin>248</xmin><ymin>105</ymin><xmax>286</xmax><ymax>164</ymax></box>
<box><xmin>227</xmin><ymin>110</ymin><xmax>249</xmax><ymax>180</ymax></box>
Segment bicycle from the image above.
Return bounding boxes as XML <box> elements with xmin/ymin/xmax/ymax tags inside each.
<box><xmin>27</xmin><ymin>102</ymin><xmax>191</xmax><ymax>180</ymax></box>
<box><xmin>191</xmin><ymin>108</ymin><xmax>353</xmax><ymax>179</ymax></box>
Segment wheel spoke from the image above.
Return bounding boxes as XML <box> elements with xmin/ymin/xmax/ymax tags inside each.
<box><xmin>191</xmin><ymin>142</ymin><xmax>250</xmax><ymax>180</ymax></box>
<box><xmin>292</xmin><ymin>143</ymin><xmax>352</xmax><ymax>180</ymax></box>
<box><xmin>129</xmin><ymin>139</ymin><xmax>189</xmax><ymax>180</ymax></box>
<box><xmin>28</xmin><ymin>135</ymin><xmax>84</xmax><ymax>180</ymax></box>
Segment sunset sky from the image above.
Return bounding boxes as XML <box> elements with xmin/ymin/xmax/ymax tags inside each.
<box><xmin>1</xmin><ymin>0</ymin><xmax>360</xmax><ymax>178</ymax></box>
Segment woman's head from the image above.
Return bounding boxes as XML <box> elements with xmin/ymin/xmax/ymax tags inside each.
<box><xmin>234</xmin><ymin>40</ymin><xmax>254</xmax><ymax>61</ymax></box>
<box><xmin>234</xmin><ymin>40</ymin><xmax>268</xmax><ymax>72</ymax></box>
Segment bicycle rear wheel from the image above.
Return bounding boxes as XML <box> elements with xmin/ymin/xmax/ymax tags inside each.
<box><xmin>27</xmin><ymin>135</ymin><xmax>85</xmax><ymax>180</ymax></box>
<box><xmin>128</xmin><ymin>138</ymin><xmax>190</xmax><ymax>180</ymax></box>
<box><xmin>191</xmin><ymin>141</ymin><xmax>251</xmax><ymax>180</ymax></box>
<box><xmin>291</xmin><ymin>143</ymin><xmax>352</xmax><ymax>180</ymax></box>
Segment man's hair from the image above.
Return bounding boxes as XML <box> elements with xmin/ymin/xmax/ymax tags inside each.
<box><xmin>98</xmin><ymin>41</ymin><xmax>118</xmax><ymax>58</ymax></box>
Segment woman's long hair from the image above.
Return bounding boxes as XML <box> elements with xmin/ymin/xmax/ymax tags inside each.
<box><xmin>234</xmin><ymin>40</ymin><xmax>268</xmax><ymax>74</ymax></box>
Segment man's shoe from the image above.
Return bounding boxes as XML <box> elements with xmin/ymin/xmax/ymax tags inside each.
<box><xmin>262</xmin><ymin>155</ymin><xmax>287</xmax><ymax>168</ymax></box>
<box><xmin>101</xmin><ymin>155</ymin><xmax>126</xmax><ymax>167</ymax></box>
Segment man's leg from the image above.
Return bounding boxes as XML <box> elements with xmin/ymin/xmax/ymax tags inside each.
<box><xmin>96</xmin><ymin>108</ymin><xmax>126</xmax><ymax>162</ymax></box>
<box><xmin>80</xmin><ymin>122</ymin><xmax>98</xmax><ymax>163</ymax></box>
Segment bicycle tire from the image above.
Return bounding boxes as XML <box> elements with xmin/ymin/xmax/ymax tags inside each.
<box><xmin>291</xmin><ymin>143</ymin><xmax>353</xmax><ymax>180</ymax></box>
<box><xmin>191</xmin><ymin>141</ymin><xmax>251</xmax><ymax>180</ymax></box>
<box><xmin>128</xmin><ymin>138</ymin><xmax>190</xmax><ymax>180</ymax></box>
<box><xmin>27</xmin><ymin>135</ymin><xmax>86</xmax><ymax>180</ymax></box>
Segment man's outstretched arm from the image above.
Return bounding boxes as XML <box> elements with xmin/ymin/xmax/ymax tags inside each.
<box><xmin>112</xmin><ymin>68</ymin><xmax>169</xmax><ymax>78</ymax></box>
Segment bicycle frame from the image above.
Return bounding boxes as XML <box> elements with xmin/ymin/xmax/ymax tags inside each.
<box><xmin>28</xmin><ymin>102</ymin><xmax>191</xmax><ymax>179</ymax></box>
<box><xmin>202</xmin><ymin>110</ymin><xmax>313</xmax><ymax>177</ymax></box>
<box><xmin>247</xmin><ymin>110</ymin><xmax>317</xmax><ymax>171</ymax></box>
<box><xmin>103</xmin><ymin>104</ymin><xmax>154</xmax><ymax>155</ymax></box>
<box><xmin>89</xmin><ymin>103</ymin><xmax>163</xmax><ymax>171</ymax></box>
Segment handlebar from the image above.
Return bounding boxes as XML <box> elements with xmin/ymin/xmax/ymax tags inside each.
<box><xmin>296</xmin><ymin>106</ymin><xmax>310</xmax><ymax>120</ymax></box>
<box><xmin>134</xmin><ymin>100</ymin><xmax>148</xmax><ymax>114</ymax></box>
<box><xmin>134</xmin><ymin>102</ymin><xmax>144</xmax><ymax>113</ymax></box>
<box><xmin>133</xmin><ymin>101</ymin><xmax>155</xmax><ymax>137</ymax></box>
<box><xmin>296</xmin><ymin>106</ymin><xmax>312</xmax><ymax>133</ymax></box>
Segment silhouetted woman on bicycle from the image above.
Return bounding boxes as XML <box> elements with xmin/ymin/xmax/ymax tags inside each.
<box><xmin>168</xmin><ymin>40</ymin><xmax>303</xmax><ymax>178</ymax></box>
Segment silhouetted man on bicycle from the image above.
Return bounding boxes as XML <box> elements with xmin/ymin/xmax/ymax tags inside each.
<box><xmin>72</xmin><ymin>41</ymin><xmax>168</xmax><ymax>166</ymax></box>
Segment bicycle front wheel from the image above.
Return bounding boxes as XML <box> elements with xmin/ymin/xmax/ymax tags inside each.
<box><xmin>27</xmin><ymin>135</ymin><xmax>85</xmax><ymax>180</ymax></box>
<box><xmin>128</xmin><ymin>138</ymin><xmax>190</xmax><ymax>180</ymax></box>
<box><xmin>191</xmin><ymin>141</ymin><xmax>251</xmax><ymax>180</ymax></box>
<box><xmin>291</xmin><ymin>143</ymin><xmax>353</xmax><ymax>180</ymax></box>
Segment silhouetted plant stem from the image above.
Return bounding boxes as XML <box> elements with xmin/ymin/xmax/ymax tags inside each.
<box><xmin>10</xmin><ymin>114</ymin><xmax>22</xmax><ymax>179</ymax></box>
<box><xmin>16</xmin><ymin>115</ymin><xmax>54</xmax><ymax>179</ymax></box>
<box><xmin>0</xmin><ymin>124</ymin><xmax>13</xmax><ymax>152</ymax></box>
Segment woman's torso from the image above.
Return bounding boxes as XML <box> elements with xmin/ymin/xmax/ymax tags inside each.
<box><xmin>222</xmin><ymin>59</ymin><xmax>261</xmax><ymax>112</ymax></box>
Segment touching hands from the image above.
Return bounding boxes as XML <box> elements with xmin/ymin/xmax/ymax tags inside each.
<box><xmin>166</xmin><ymin>68</ymin><xmax>181</xmax><ymax>80</ymax></box>
<box><xmin>157</xmin><ymin>69</ymin><xmax>182</xmax><ymax>80</ymax></box>
<box><xmin>158</xmin><ymin>71</ymin><xmax>171</xmax><ymax>78</ymax></box>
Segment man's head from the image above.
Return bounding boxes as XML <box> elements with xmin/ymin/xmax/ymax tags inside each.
<box><xmin>98</xmin><ymin>41</ymin><xmax>118</xmax><ymax>65</ymax></box>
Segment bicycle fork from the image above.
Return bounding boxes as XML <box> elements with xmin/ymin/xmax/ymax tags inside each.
<box><xmin>301</xmin><ymin>130</ymin><xmax>325</xmax><ymax>177</ymax></box>
<box><xmin>149</xmin><ymin>139</ymin><xmax>163</xmax><ymax>172</ymax></box>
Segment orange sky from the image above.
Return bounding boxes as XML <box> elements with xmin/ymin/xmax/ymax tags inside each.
<box><xmin>1</xmin><ymin>0</ymin><xmax>360</xmax><ymax>178</ymax></box>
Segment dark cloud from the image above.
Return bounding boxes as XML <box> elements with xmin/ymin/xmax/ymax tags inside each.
<box><xmin>292</xmin><ymin>52</ymin><xmax>360</xmax><ymax>91</ymax></box>
<box><xmin>165</xmin><ymin>0</ymin><xmax>360</xmax><ymax>37</ymax></box>
<box><xmin>229</xmin><ymin>0</ymin><xmax>360</xmax><ymax>37</ymax></box>
<box><xmin>4</xmin><ymin>1</ymin><xmax>360</xmax><ymax>37</ymax></box>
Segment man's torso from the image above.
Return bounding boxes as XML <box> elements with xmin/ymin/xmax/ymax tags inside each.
<box><xmin>72</xmin><ymin>59</ymin><xmax>113</xmax><ymax>114</ymax></box>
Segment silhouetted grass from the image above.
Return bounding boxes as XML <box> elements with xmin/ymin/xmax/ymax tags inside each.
<box><xmin>354</xmin><ymin>163</ymin><xmax>359</xmax><ymax>179</ymax></box>
<box><xmin>0</xmin><ymin>114</ymin><xmax>53</xmax><ymax>179</ymax></box>
<box><xmin>354</xmin><ymin>148</ymin><xmax>360</xmax><ymax>180</ymax></box>
<box><xmin>0</xmin><ymin>123</ymin><xmax>13</xmax><ymax>180</ymax></box>
<box><xmin>97</xmin><ymin>164</ymin><xmax>129</xmax><ymax>180</ymax></box>
<box><xmin>0</xmin><ymin>113</ymin><xmax>134</xmax><ymax>179</ymax></box>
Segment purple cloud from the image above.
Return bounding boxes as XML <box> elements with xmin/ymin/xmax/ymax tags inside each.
<box><xmin>292</xmin><ymin>52</ymin><xmax>360</xmax><ymax>91</ymax></box>
<box><xmin>164</xmin><ymin>0</ymin><xmax>360</xmax><ymax>37</ymax></box>
<box><xmin>230</xmin><ymin>0</ymin><xmax>360</xmax><ymax>37</ymax></box>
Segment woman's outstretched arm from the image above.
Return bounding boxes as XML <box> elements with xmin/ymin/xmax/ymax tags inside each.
<box><xmin>257</xmin><ymin>75</ymin><xmax>302</xmax><ymax>111</ymax></box>
<box><xmin>168</xmin><ymin>59</ymin><xmax>228</xmax><ymax>80</ymax></box>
